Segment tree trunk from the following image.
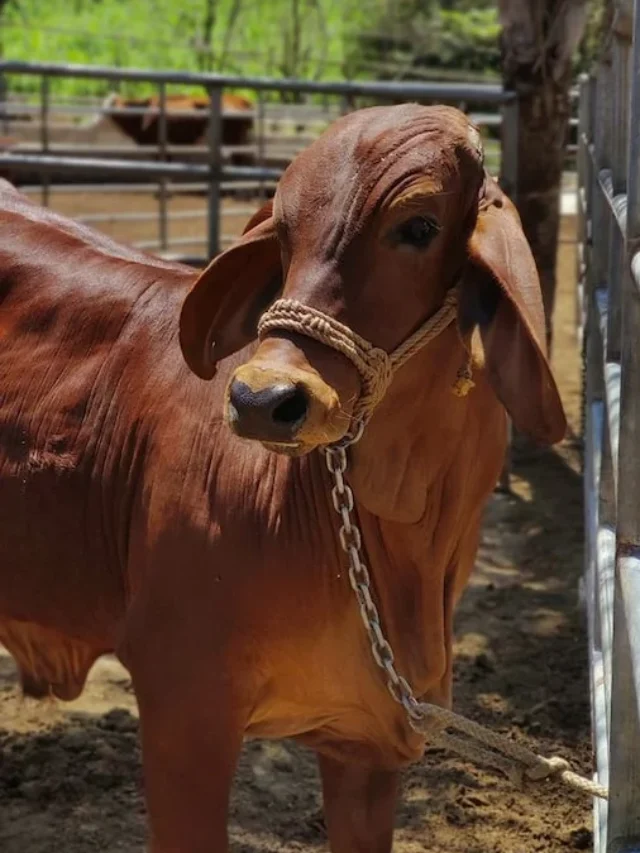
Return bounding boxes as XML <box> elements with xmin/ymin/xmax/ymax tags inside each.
<box><xmin>199</xmin><ymin>0</ymin><xmax>217</xmax><ymax>73</ymax></box>
<box><xmin>498</xmin><ymin>0</ymin><xmax>588</xmax><ymax>351</ymax></box>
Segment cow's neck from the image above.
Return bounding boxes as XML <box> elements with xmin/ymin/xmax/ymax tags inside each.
<box><xmin>349</xmin><ymin>324</ymin><xmax>473</xmax><ymax>523</ymax></box>
<box><xmin>341</xmin><ymin>324</ymin><xmax>506</xmax><ymax>701</ymax></box>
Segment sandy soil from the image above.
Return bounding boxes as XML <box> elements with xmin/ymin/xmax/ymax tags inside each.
<box><xmin>0</xmin><ymin>215</ymin><xmax>591</xmax><ymax>852</ymax></box>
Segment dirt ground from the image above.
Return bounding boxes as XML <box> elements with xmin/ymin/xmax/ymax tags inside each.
<box><xmin>0</xmin><ymin>214</ymin><xmax>591</xmax><ymax>853</ymax></box>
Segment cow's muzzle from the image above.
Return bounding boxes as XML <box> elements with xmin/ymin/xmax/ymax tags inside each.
<box><xmin>225</xmin><ymin>337</ymin><xmax>358</xmax><ymax>455</ymax></box>
<box><xmin>227</xmin><ymin>380</ymin><xmax>309</xmax><ymax>445</ymax></box>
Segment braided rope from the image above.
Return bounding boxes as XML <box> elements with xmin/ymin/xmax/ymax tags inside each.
<box><xmin>257</xmin><ymin>291</ymin><xmax>460</xmax><ymax>424</ymax></box>
<box><xmin>413</xmin><ymin>702</ymin><xmax>607</xmax><ymax>799</ymax></box>
<box><xmin>389</xmin><ymin>290</ymin><xmax>459</xmax><ymax>373</ymax></box>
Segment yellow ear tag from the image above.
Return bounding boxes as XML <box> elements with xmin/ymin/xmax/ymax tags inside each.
<box><xmin>452</xmin><ymin>361</ymin><xmax>475</xmax><ymax>398</ymax></box>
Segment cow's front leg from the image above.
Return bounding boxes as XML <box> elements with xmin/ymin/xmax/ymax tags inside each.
<box><xmin>123</xmin><ymin>602</ymin><xmax>250</xmax><ymax>853</ymax></box>
<box><xmin>318</xmin><ymin>754</ymin><xmax>399</xmax><ymax>853</ymax></box>
<box><xmin>133</xmin><ymin>674</ymin><xmax>245</xmax><ymax>853</ymax></box>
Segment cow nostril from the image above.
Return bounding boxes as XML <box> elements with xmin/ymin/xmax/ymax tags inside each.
<box><xmin>271</xmin><ymin>386</ymin><xmax>309</xmax><ymax>427</ymax></box>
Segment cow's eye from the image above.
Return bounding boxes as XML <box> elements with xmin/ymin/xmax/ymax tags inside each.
<box><xmin>395</xmin><ymin>216</ymin><xmax>440</xmax><ymax>249</ymax></box>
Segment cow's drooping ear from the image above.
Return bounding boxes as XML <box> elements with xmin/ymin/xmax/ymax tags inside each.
<box><xmin>179</xmin><ymin>202</ymin><xmax>281</xmax><ymax>379</ymax></box>
<box><xmin>457</xmin><ymin>173</ymin><xmax>566</xmax><ymax>445</ymax></box>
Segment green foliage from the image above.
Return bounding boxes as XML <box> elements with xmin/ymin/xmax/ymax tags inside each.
<box><xmin>345</xmin><ymin>2</ymin><xmax>501</xmax><ymax>82</ymax></box>
<box><xmin>0</xmin><ymin>0</ymin><xmax>602</xmax><ymax>97</ymax></box>
<box><xmin>573</xmin><ymin>0</ymin><xmax>608</xmax><ymax>74</ymax></box>
<box><xmin>1</xmin><ymin>0</ymin><xmax>365</xmax><ymax>96</ymax></box>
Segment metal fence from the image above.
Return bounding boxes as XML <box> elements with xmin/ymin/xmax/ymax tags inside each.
<box><xmin>0</xmin><ymin>60</ymin><xmax>517</xmax><ymax>264</ymax></box>
<box><xmin>576</xmin><ymin>0</ymin><xmax>640</xmax><ymax>850</ymax></box>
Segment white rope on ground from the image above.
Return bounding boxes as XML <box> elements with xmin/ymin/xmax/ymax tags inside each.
<box><xmin>413</xmin><ymin>702</ymin><xmax>608</xmax><ymax>800</ymax></box>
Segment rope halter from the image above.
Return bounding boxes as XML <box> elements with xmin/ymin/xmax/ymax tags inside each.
<box><xmin>257</xmin><ymin>290</ymin><xmax>474</xmax><ymax>430</ymax></box>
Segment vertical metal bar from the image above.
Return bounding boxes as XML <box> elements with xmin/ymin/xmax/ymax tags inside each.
<box><xmin>585</xmin><ymin>75</ymin><xmax>597</xmax><ymax>305</ymax></box>
<box><xmin>499</xmin><ymin>97</ymin><xmax>519</xmax><ymax>203</ymax></box>
<box><xmin>257</xmin><ymin>90</ymin><xmax>266</xmax><ymax>204</ymax></box>
<box><xmin>577</xmin><ymin>74</ymin><xmax>591</xmax><ymax>334</ymax></box>
<box><xmin>207</xmin><ymin>85</ymin><xmax>222</xmax><ymax>259</ymax></box>
<box><xmin>607</xmin><ymin>1</ymin><xmax>640</xmax><ymax>847</ymax></box>
<box><xmin>40</xmin><ymin>75</ymin><xmax>50</xmax><ymax>207</ymax></box>
<box><xmin>157</xmin><ymin>82</ymin><xmax>168</xmax><ymax>253</ymax></box>
<box><xmin>606</xmin><ymin>39</ymin><xmax>629</xmax><ymax>361</ymax></box>
<box><xmin>582</xmin><ymin>68</ymin><xmax>611</xmax><ymax>853</ymax></box>
<box><xmin>576</xmin><ymin>75</ymin><xmax>587</xmax><ymax>333</ymax></box>
<box><xmin>497</xmin><ymin>96</ymin><xmax>519</xmax><ymax>492</ymax></box>
<box><xmin>592</xmin><ymin>66</ymin><xmax>612</xmax><ymax>299</ymax></box>
<box><xmin>0</xmin><ymin>72</ymin><xmax>8</xmax><ymax>136</ymax></box>
<box><xmin>581</xmin><ymin>75</ymin><xmax>597</xmax><ymax>432</ymax></box>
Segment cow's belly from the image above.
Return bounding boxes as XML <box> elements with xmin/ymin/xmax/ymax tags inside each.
<box><xmin>0</xmin><ymin>618</ymin><xmax>108</xmax><ymax>700</ymax></box>
<box><xmin>245</xmin><ymin>699</ymin><xmax>425</xmax><ymax>768</ymax></box>
<box><xmin>237</xmin><ymin>618</ymin><xmax>430</xmax><ymax>768</ymax></box>
<box><xmin>0</xmin><ymin>424</ymin><xmax>119</xmax><ymax>699</ymax></box>
<box><xmin>0</xmin><ymin>417</ymin><xmax>125</xmax><ymax>663</ymax></box>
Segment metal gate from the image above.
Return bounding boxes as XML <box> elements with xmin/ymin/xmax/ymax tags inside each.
<box><xmin>577</xmin><ymin>0</ymin><xmax>640</xmax><ymax>850</ymax></box>
<box><xmin>0</xmin><ymin>59</ymin><xmax>517</xmax><ymax>265</ymax></box>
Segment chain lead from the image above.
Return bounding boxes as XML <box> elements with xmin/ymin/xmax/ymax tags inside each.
<box><xmin>323</xmin><ymin>420</ymin><xmax>426</xmax><ymax>726</ymax></box>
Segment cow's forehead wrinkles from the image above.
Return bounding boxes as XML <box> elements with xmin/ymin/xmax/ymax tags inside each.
<box><xmin>276</xmin><ymin>104</ymin><xmax>482</xmax><ymax>231</ymax></box>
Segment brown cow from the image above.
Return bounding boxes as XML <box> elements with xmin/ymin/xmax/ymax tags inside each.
<box><xmin>0</xmin><ymin>104</ymin><xmax>565</xmax><ymax>852</ymax></box>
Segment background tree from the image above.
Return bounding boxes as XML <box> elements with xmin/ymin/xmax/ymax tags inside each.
<box><xmin>498</xmin><ymin>0</ymin><xmax>590</xmax><ymax>350</ymax></box>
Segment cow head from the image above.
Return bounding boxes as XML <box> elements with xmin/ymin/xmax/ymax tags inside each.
<box><xmin>179</xmin><ymin>104</ymin><xmax>566</xmax><ymax>455</ymax></box>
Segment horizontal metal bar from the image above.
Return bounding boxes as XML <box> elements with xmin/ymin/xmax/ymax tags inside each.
<box><xmin>0</xmin><ymin>60</ymin><xmax>515</xmax><ymax>103</ymax></box>
<box><xmin>596</xmin><ymin>288</ymin><xmax>622</xmax><ymax>492</ymax></box>
<box><xmin>0</xmin><ymin>100</ymin><xmax>547</xmax><ymax>130</ymax></box>
<box><xmin>19</xmin><ymin>181</ymin><xmax>277</xmax><ymax>194</ymax></box>
<box><xmin>597</xmin><ymin>168</ymin><xmax>629</xmax><ymax>236</ymax></box>
<box><xmin>579</xmin><ymin>185</ymin><xmax>588</xmax><ymax>215</ymax></box>
<box><xmin>157</xmin><ymin>253</ymin><xmax>208</xmax><ymax>267</ymax></box>
<box><xmin>597</xmin><ymin>520</ymin><xmax>617</xmax><ymax>722</ymax></box>
<box><xmin>0</xmin><ymin>152</ymin><xmax>283</xmax><ymax>181</ymax></box>
<box><xmin>8</xmin><ymin>143</ymin><xmax>262</xmax><ymax>156</ymax></box>
<box><xmin>605</xmin><ymin>359</ymin><xmax>621</xmax><ymax>497</ymax></box>
<box><xmin>0</xmin><ymin>100</ymin><xmax>257</xmax><ymax>119</ymax></box>
<box><xmin>132</xmin><ymin>234</ymin><xmax>237</xmax><ymax>250</ymax></box>
<box><xmin>76</xmin><ymin>206</ymin><xmax>257</xmax><ymax>225</ymax></box>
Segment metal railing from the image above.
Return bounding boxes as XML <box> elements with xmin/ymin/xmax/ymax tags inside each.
<box><xmin>576</xmin><ymin>0</ymin><xmax>640</xmax><ymax>850</ymax></box>
<box><xmin>0</xmin><ymin>60</ymin><xmax>517</xmax><ymax>263</ymax></box>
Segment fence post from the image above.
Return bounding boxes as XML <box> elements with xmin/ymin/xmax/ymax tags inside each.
<box><xmin>580</xmin><ymin>72</ymin><xmax>610</xmax><ymax>853</ymax></box>
<box><xmin>499</xmin><ymin>96</ymin><xmax>518</xmax><ymax>202</ymax></box>
<box><xmin>40</xmin><ymin>75</ymin><xmax>50</xmax><ymax>207</ymax></box>
<box><xmin>606</xmin><ymin>29</ymin><xmax>631</xmax><ymax>363</ymax></box>
<box><xmin>207</xmin><ymin>85</ymin><xmax>222</xmax><ymax>259</ymax></box>
<box><xmin>0</xmin><ymin>72</ymin><xmax>8</xmax><ymax>136</ymax></box>
<box><xmin>607</xmin><ymin>1</ymin><xmax>640</xmax><ymax>849</ymax></box>
<box><xmin>157</xmin><ymin>82</ymin><xmax>169</xmax><ymax>253</ymax></box>
<box><xmin>257</xmin><ymin>90</ymin><xmax>266</xmax><ymax>204</ymax></box>
<box><xmin>576</xmin><ymin>74</ymin><xmax>592</xmax><ymax>449</ymax></box>
<box><xmin>576</xmin><ymin>74</ymin><xmax>590</xmax><ymax>336</ymax></box>
<box><xmin>497</xmin><ymin>95</ymin><xmax>519</xmax><ymax>492</ymax></box>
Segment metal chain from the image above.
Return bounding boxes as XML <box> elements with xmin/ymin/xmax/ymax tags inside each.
<box><xmin>323</xmin><ymin>423</ymin><xmax>609</xmax><ymax>801</ymax></box>
<box><xmin>323</xmin><ymin>420</ymin><xmax>426</xmax><ymax>726</ymax></box>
